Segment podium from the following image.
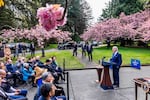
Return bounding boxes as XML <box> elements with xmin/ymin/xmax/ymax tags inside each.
<box><xmin>100</xmin><ymin>61</ymin><xmax>113</xmax><ymax>90</ymax></box>
<box><xmin>96</xmin><ymin>66</ymin><xmax>103</xmax><ymax>83</ymax></box>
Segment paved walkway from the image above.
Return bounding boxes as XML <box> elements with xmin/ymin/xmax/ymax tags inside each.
<box><xmin>26</xmin><ymin>49</ymin><xmax>150</xmax><ymax>100</ymax></box>
<box><xmin>68</xmin><ymin>67</ymin><xmax>150</xmax><ymax>100</ymax></box>
<box><xmin>76</xmin><ymin>51</ymin><xmax>98</xmax><ymax>68</ymax></box>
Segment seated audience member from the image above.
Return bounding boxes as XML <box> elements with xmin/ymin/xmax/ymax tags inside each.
<box><xmin>22</xmin><ymin>63</ymin><xmax>36</xmax><ymax>87</ymax></box>
<box><xmin>45</xmin><ymin>59</ymin><xmax>59</xmax><ymax>83</ymax></box>
<box><xmin>15</xmin><ymin>57</ymin><xmax>26</xmax><ymax>77</ymax></box>
<box><xmin>35</xmin><ymin>56</ymin><xmax>45</xmax><ymax>68</ymax></box>
<box><xmin>15</xmin><ymin>57</ymin><xmax>24</xmax><ymax>69</ymax></box>
<box><xmin>15</xmin><ymin>58</ymin><xmax>22</xmax><ymax>68</ymax></box>
<box><xmin>34</xmin><ymin>65</ymin><xmax>47</xmax><ymax>84</ymax></box>
<box><xmin>0</xmin><ymin>69</ymin><xmax>28</xmax><ymax>100</ymax></box>
<box><xmin>5</xmin><ymin>59</ymin><xmax>22</xmax><ymax>87</ymax></box>
<box><xmin>45</xmin><ymin>59</ymin><xmax>55</xmax><ymax>72</ymax></box>
<box><xmin>27</xmin><ymin>57</ymin><xmax>34</xmax><ymax>68</ymax></box>
<box><xmin>38</xmin><ymin>83</ymin><xmax>55</xmax><ymax>100</ymax></box>
<box><xmin>0</xmin><ymin>62</ymin><xmax>6</xmax><ymax>70</ymax></box>
<box><xmin>51</xmin><ymin>56</ymin><xmax>58</xmax><ymax>69</ymax></box>
<box><xmin>38</xmin><ymin>83</ymin><xmax>65</xmax><ymax>100</ymax></box>
<box><xmin>0</xmin><ymin>74</ymin><xmax>9</xmax><ymax>100</ymax></box>
<box><xmin>41</xmin><ymin>72</ymin><xmax>65</xmax><ymax>96</ymax></box>
<box><xmin>34</xmin><ymin>72</ymin><xmax>66</xmax><ymax>100</ymax></box>
<box><xmin>51</xmin><ymin>56</ymin><xmax>64</xmax><ymax>81</ymax></box>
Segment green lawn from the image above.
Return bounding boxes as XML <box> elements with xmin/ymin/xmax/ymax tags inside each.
<box><xmin>26</xmin><ymin>50</ymin><xmax>84</xmax><ymax>69</ymax></box>
<box><xmin>12</xmin><ymin>46</ymin><xmax>150</xmax><ymax>69</ymax></box>
<box><xmin>93</xmin><ymin>46</ymin><xmax>150</xmax><ymax>66</ymax></box>
<box><xmin>44</xmin><ymin>44</ymin><xmax>58</xmax><ymax>50</ymax></box>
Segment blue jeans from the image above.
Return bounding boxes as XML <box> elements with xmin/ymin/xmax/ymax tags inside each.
<box><xmin>52</xmin><ymin>96</ymin><xmax>66</xmax><ymax>100</ymax></box>
<box><xmin>19</xmin><ymin>89</ymin><xmax>28</xmax><ymax>96</ymax></box>
<box><xmin>9</xmin><ymin>89</ymin><xmax>27</xmax><ymax>100</ymax></box>
<box><xmin>9</xmin><ymin>95</ymin><xmax>27</xmax><ymax>100</ymax></box>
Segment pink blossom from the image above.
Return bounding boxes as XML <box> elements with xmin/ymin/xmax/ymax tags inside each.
<box><xmin>1</xmin><ymin>25</ymin><xmax>71</xmax><ymax>47</ymax></box>
<box><xmin>81</xmin><ymin>9</ymin><xmax>150</xmax><ymax>42</ymax></box>
<box><xmin>37</xmin><ymin>4</ymin><xmax>67</xmax><ymax>31</ymax></box>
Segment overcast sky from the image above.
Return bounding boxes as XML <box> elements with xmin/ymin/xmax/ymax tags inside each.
<box><xmin>85</xmin><ymin>0</ymin><xmax>111</xmax><ymax>23</ymax></box>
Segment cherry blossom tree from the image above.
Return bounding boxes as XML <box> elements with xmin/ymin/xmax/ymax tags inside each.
<box><xmin>81</xmin><ymin>18</ymin><xmax>139</xmax><ymax>41</ymax></box>
<box><xmin>81</xmin><ymin>9</ymin><xmax>150</xmax><ymax>44</ymax></box>
<box><xmin>138</xmin><ymin>19</ymin><xmax>150</xmax><ymax>41</ymax></box>
<box><xmin>1</xmin><ymin>25</ymin><xmax>71</xmax><ymax>47</ymax></box>
<box><xmin>119</xmin><ymin>9</ymin><xmax>150</xmax><ymax>42</ymax></box>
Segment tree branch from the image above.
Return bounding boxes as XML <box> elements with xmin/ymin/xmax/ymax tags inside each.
<box><xmin>57</xmin><ymin>0</ymin><xmax>68</xmax><ymax>21</ymax></box>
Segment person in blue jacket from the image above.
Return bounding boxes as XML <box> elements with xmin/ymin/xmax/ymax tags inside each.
<box><xmin>110</xmin><ymin>46</ymin><xmax>122</xmax><ymax>88</ymax></box>
<box><xmin>22</xmin><ymin>63</ymin><xmax>36</xmax><ymax>87</ymax></box>
<box><xmin>5</xmin><ymin>59</ymin><xmax>22</xmax><ymax>87</ymax></box>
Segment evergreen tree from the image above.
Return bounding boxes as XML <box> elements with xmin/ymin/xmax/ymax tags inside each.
<box><xmin>100</xmin><ymin>0</ymin><xmax>146</xmax><ymax>20</ymax></box>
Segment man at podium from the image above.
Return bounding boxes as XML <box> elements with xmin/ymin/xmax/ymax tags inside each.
<box><xmin>110</xmin><ymin>46</ymin><xmax>122</xmax><ymax>88</ymax></box>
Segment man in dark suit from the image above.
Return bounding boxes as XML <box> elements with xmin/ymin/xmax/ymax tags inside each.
<box><xmin>110</xmin><ymin>46</ymin><xmax>122</xmax><ymax>88</ymax></box>
<box><xmin>86</xmin><ymin>42</ymin><xmax>93</xmax><ymax>61</ymax></box>
<box><xmin>81</xmin><ymin>42</ymin><xmax>86</xmax><ymax>58</ymax></box>
<box><xmin>73</xmin><ymin>42</ymin><xmax>78</xmax><ymax>56</ymax></box>
<box><xmin>30</xmin><ymin>42</ymin><xmax>35</xmax><ymax>57</ymax></box>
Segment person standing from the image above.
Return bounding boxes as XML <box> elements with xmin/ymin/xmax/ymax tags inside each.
<box><xmin>22</xmin><ymin>43</ymin><xmax>26</xmax><ymax>57</ymax></box>
<box><xmin>81</xmin><ymin>42</ymin><xmax>86</xmax><ymax>58</ymax></box>
<box><xmin>14</xmin><ymin>43</ymin><xmax>19</xmax><ymax>58</ymax></box>
<box><xmin>106</xmin><ymin>37</ymin><xmax>111</xmax><ymax>48</ymax></box>
<box><xmin>72</xmin><ymin>42</ymin><xmax>77</xmax><ymax>56</ymax></box>
<box><xmin>110</xmin><ymin>46</ymin><xmax>122</xmax><ymax>88</ymax></box>
<box><xmin>41</xmin><ymin>45</ymin><xmax>45</xmax><ymax>57</ymax></box>
<box><xmin>86</xmin><ymin>42</ymin><xmax>93</xmax><ymax>61</ymax></box>
<box><xmin>30</xmin><ymin>42</ymin><xmax>35</xmax><ymax>57</ymax></box>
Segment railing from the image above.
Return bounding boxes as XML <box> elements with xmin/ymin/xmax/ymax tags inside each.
<box><xmin>63</xmin><ymin>58</ymin><xmax>75</xmax><ymax>100</ymax></box>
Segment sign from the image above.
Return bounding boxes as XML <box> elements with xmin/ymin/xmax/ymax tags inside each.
<box><xmin>131</xmin><ymin>59</ymin><xmax>141</xmax><ymax>69</ymax></box>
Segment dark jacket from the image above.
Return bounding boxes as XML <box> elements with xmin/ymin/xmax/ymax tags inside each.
<box><xmin>30</xmin><ymin>44</ymin><xmax>35</xmax><ymax>51</ymax></box>
<box><xmin>5</xmin><ymin>64</ymin><xmax>18</xmax><ymax>73</ymax></box>
<box><xmin>110</xmin><ymin>52</ymin><xmax>122</xmax><ymax>68</ymax></box>
<box><xmin>82</xmin><ymin>44</ymin><xmax>86</xmax><ymax>51</ymax></box>
<box><xmin>73</xmin><ymin>44</ymin><xmax>77</xmax><ymax>51</ymax></box>
<box><xmin>86</xmin><ymin>44</ymin><xmax>93</xmax><ymax>53</ymax></box>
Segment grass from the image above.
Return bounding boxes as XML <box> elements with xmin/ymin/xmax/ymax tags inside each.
<box><xmin>26</xmin><ymin>50</ymin><xmax>84</xmax><ymax>69</ymax></box>
<box><xmin>11</xmin><ymin>46</ymin><xmax>150</xmax><ymax>69</ymax></box>
<box><xmin>93</xmin><ymin>46</ymin><xmax>150</xmax><ymax>66</ymax></box>
<box><xmin>44</xmin><ymin>44</ymin><xmax>58</xmax><ymax>50</ymax></box>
